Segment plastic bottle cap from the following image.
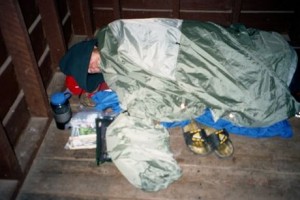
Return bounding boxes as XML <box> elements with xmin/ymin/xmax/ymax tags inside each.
<box><xmin>50</xmin><ymin>92</ymin><xmax>67</xmax><ymax>105</ymax></box>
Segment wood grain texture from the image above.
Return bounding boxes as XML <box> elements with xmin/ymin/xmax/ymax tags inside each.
<box><xmin>0</xmin><ymin>0</ymin><xmax>51</xmax><ymax>118</ymax></box>
<box><xmin>16</xmin><ymin>106</ymin><xmax>300</xmax><ymax>199</ymax></box>
<box><xmin>38</xmin><ymin>0</ymin><xmax>67</xmax><ymax>69</ymax></box>
<box><xmin>68</xmin><ymin>0</ymin><xmax>94</xmax><ymax>36</ymax></box>
<box><xmin>91</xmin><ymin>0</ymin><xmax>296</xmax><ymax>33</ymax></box>
<box><xmin>0</xmin><ymin>124</ymin><xmax>22</xmax><ymax>179</ymax></box>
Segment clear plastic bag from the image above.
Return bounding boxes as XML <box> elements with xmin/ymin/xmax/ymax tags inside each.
<box><xmin>64</xmin><ymin>109</ymin><xmax>117</xmax><ymax>150</ymax></box>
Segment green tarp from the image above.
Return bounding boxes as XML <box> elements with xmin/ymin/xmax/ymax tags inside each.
<box><xmin>96</xmin><ymin>18</ymin><xmax>299</xmax><ymax>191</ymax></box>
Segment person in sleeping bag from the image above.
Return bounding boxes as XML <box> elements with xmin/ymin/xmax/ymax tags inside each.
<box><xmin>59</xmin><ymin>18</ymin><xmax>299</xmax><ymax>128</ymax></box>
<box><xmin>59</xmin><ymin>39</ymin><xmax>109</xmax><ymax>107</ymax></box>
<box><xmin>57</xmin><ymin>18</ymin><xmax>300</xmax><ymax>192</ymax></box>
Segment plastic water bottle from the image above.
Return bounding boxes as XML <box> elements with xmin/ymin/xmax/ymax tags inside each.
<box><xmin>50</xmin><ymin>92</ymin><xmax>72</xmax><ymax>130</ymax></box>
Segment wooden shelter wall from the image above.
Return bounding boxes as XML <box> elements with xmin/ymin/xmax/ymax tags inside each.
<box><xmin>0</xmin><ymin>0</ymin><xmax>72</xmax><ymax>187</ymax></box>
<box><xmin>87</xmin><ymin>0</ymin><xmax>299</xmax><ymax>99</ymax></box>
<box><xmin>56</xmin><ymin>0</ymin><xmax>73</xmax><ymax>48</ymax></box>
<box><xmin>90</xmin><ymin>0</ymin><xmax>298</xmax><ymax>34</ymax></box>
<box><xmin>0</xmin><ymin>20</ymin><xmax>28</xmax><ymax>148</ymax></box>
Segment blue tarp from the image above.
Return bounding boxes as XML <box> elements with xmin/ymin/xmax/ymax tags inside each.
<box><xmin>92</xmin><ymin>90</ymin><xmax>122</xmax><ymax>114</ymax></box>
<box><xmin>93</xmin><ymin>91</ymin><xmax>293</xmax><ymax>138</ymax></box>
<box><xmin>161</xmin><ymin>108</ymin><xmax>293</xmax><ymax>138</ymax></box>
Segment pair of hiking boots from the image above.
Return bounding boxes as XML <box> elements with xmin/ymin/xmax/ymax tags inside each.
<box><xmin>182</xmin><ymin>119</ymin><xmax>234</xmax><ymax>158</ymax></box>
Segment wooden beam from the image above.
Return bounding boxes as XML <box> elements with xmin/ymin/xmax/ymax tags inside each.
<box><xmin>172</xmin><ymin>0</ymin><xmax>180</xmax><ymax>19</ymax></box>
<box><xmin>0</xmin><ymin>123</ymin><xmax>22</xmax><ymax>179</ymax></box>
<box><xmin>113</xmin><ymin>0</ymin><xmax>121</xmax><ymax>19</ymax></box>
<box><xmin>81</xmin><ymin>0</ymin><xmax>94</xmax><ymax>36</ymax></box>
<box><xmin>0</xmin><ymin>0</ymin><xmax>51</xmax><ymax>117</ymax></box>
<box><xmin>232</xmin><ymin>0</ymin><xmax>242</xmax><ymax>23</ymax></box>
<box><xmin>68</xmin><ymin>0</ymin><xmax>94</xmax><ymax>36</ymax></box>
<box><xmin>37</xmin><ymin>0</ymin><xmax>66</xmax><ymax>69</ymax></box>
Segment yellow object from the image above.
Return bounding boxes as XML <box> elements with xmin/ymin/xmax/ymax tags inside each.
<box><xmin>183</xmin><ymin>120</ymin><xmax>212</xmax><ymax>156</ymax></box>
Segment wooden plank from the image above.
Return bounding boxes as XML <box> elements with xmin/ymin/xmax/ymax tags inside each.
<box><xmin>0</xmin><ymin>180</ymin><xmax>19</xmax><ymax>200</ymax></box>
<box><xmin>55</xmin><ymin>0</ymin><xmax>68</xmax><ymax>21</ymax></box>
<box><xmin>0</xmin><ymin>32</ymin><xmax>8</xmax><ymax>65</ymax></box>
<box><xmin>93</xmin><ymin>10</ymin><xmax>117</xmax><ymax>29</ymax></box>
<box><xmin>62</xmin><ymin>17</ymin><xmax>73</xmax><ymax>47</ymax></box>
<box><xmin>37</xmin><ymin>0</ymin><xmax>67</xmax><ymax>69</ymax></box>
<box><xmin>241</xmin><ymin>0</ymin><xmax>296</xmax><ymax>11</ymax></box>
<box><xmin>17</xmin><ymin>0</ymin><xmax>39</xmax><ymax>29</ymax></box>
<box><xmin>19</xmin><ymin>159</ymin><xmax>300</xmax><ymax>199</ymax></box>
<box><xmin>46</xmin><ymin>72</ymin><xmax>66</xmax><ymax>96</ymax></box>
<box><xmin>4</xmin><ymin>97</ymin><xmax>30</xmax><ymax>146</ymax></box>
<box><xmin>0</xmin><ymin>62</ymin><xmax>20</xmax><ymax>121</ymax></box>
<box><xmin>68</xmin><ymin>0</ymin><xmax>94</xmax><ymax>36</ymax></box>
<box><xmin>0</xmin><ymin>123</ymin><xmax>22</xmax><ymax>179</ymax></box>
<box><xmin>81</xmin><ymin>0</ymin><xmax>94</xmax><ymax>35</ymax></box>
<box><xmin>29</xmin><ymin>19</ymin><xmax>48</xmax><ymax>64</ymax></box>
<box><xmin>289</xmin><ymin>50</ymin><xmax>300</xmax><ymax>101</ymax></box>
<box><xmin>122</xmin><ymin>10</ymin><xmax>173</xmax><ymax>19</ymax></box>
<box><xmin>239</xmin><ymin>13</ymin><xmax>293</xmax><ymax>33</ymax></box>
<box><xmin>38</xmin><ymin>117</ymin><xmax>300</xmax><ymax>165</ymax></box>
<box><xmin>0</xmin><ymin>0</ymin><xmax>51</xmax><ymax>118</ymax></box>
<box><xmin>17</xmin><ymin>158</ymin><xmax>300</xmax><ymax>200</ymax></box>
<box><xmin>15</xmin><ymin>117</ymin><xmax>50</xmax><ymax>172</ymax></box>
<box><xmin>16</xmin><ymin>110</ymin><xmax>300</xmax><ymax>199</ymax></box>
<box><xmin>113</xmin><ymin>0</ymin><xmax>121</xmax><ymax>19</ymax></box>
<box><xmin>178</xmin><ymin>12</ymin><xmax>232</xmax><ymax>26</ymax></box>
<box><xmin>30</xmin><ymin>117</ymin><xmax>300</xmax><ymax>179</ymax></box>
<box><xmin>180</xmin><ymin>0</ymin><xmax>232</xmax><ymax>10</ymax></box>
<box><xmin>231</xmin><ymin>0</ymin><xmax>242</xmax><ymax>23</ymax></box>
<box><xmin>121</xmin><ymin>0</ymin><xmax>172</xmax><ymax>9</ymax></box>
<box><xmin>172</xmin><ymin>0</ymin><xmax>180</xmax><ymax>18</ymax></box>
<box><xmin>289</xmin><ymin>9</ymin><xmax>300</xmax><ymax>44</ymax></box>
<box><xmin>92</xmin><ymin>0</ymin><xmax>113</xmax><ymax>8</ymax></box>
<box><xmin>39</xmin><ymin>51</ymin><xmax>53</xmax><ymax>88</ymax></box>
<box><xmin>23</xmin><ymin>152</ymin><xmax>300</xmax><ymax>183</ymax></box>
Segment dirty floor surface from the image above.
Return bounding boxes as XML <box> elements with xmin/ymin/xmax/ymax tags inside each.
<box><xmin>16</xmin><ymin>94</ymin><xmax>300</xmax><ymax>200</ymax></box>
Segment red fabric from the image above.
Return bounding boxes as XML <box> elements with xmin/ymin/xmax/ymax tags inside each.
<box><xmin>99</xmin><ymin>82</ymin><xmax>109</xmax><ymax>90</ymax></box>
<box><xmin>65</xmin><ymin>75</ymin><xmax>109</xmax><ymax>96</ymax></box>
<box><xmin>65</xmin><ymin>76</ymin><xmax>84</xmax><ymax>95</ymax></box>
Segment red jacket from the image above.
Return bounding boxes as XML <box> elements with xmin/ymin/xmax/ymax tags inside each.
<box><xmin>65</xmin><ymin>76</ymin><xmax>109</xmax><ymax>97</ymax></box>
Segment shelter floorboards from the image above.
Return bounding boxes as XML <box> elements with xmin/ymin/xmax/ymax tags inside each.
<box><xmin>15</xmin><ymin>94</ymin><xmax>300</xmax><ymax>200</ymax></box>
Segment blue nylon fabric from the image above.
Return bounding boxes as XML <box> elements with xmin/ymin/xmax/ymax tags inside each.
<box><xmin>92</xmin><ymin>91</ymin><xmax>122</xmax><ymax>113</ymax></box>
<box><xmin>92</xmin><ymin>91</ymin><xmax>292</xmax><ymax>138</ymax></box>
<box><xmin>161</xmin><ymin>108</ymin><xmax>293</xmax><ymax>138</ymax></box>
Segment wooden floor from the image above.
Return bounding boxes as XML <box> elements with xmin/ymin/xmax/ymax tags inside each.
<box><xmin>15</xmin><ymin>94</ymin><xmax>300</xmax><ymax>200</ymax></box>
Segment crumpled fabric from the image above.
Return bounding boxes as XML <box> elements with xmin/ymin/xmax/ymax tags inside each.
<box><xmin>97</xmin><ymin>18</ymin><xmax>299</xmax><ymax>127</ymax></box>
<box><xmin>106</xmin><ymin>112</ymin><xmax>182</xmax><ymax>192</ymax></box>
<box><xmin>94</xmin><ymin>18</ymin><xmax>300</xmax><ymax>192</ymax></box>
